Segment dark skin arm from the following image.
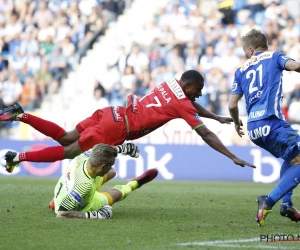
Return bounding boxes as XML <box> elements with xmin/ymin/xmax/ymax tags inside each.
<box><xmin>195</xmin><ymin>125</ymin><xmax>255</xmax><ymax>168</ymax></box>
<box><xmin>192</xmin><ymin>102</ymin><xmax>237</xmax><ymax>124</ymax></box>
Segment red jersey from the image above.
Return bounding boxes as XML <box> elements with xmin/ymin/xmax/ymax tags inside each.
<box><xmin>125</xmin><ymin>79</ymin><xmax>204</xmax><ymax>140</ymax></box>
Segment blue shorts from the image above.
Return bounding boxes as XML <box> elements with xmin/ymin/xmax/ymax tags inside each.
<box><xmin>247</xmin><ymin>116</ymin><xmax>300</xmax><ymax>162</ymax></box>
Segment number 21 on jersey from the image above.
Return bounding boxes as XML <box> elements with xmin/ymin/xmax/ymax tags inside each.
<box><xmin>247</xmin><ymin>64</ymin><xmax>263</xmax><ymax>94</ymax></box>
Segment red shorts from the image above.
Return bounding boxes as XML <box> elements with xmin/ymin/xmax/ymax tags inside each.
<box><xmin>76</xmin><ymin>106</ymin><xmax>127</xmax><ymax>151</ymax></box>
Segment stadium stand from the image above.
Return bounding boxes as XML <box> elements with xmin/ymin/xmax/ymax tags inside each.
<box><xmin>0</xmin><ymin>0</ymin><xmax>300</xmax><ymax>136</ymax></box>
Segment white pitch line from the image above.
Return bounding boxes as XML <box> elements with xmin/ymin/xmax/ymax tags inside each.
<box><xmin>179</xmin><ymin>238</ymin><xmax>259</xmax><ymax>246</ymax></box>
<box><xmin>178</xmin><ymin>238</ymin><xmax>300</xmax><ymax>249</ymax></box>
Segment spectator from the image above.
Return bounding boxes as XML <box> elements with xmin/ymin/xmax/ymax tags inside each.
<box><xmin>32</xmin><ymin>1</ymin><xmax>54</xmax><ymax>29</ymax></box>
<box><xmin>127</xmin><ymin>44</ymin><xmax>149</xmax><ymax>75</ymax></box>
<box><xmin>48</xmin><ymin>47</ymin><xmax>67</xmax><ymax>91</ymax></box>
<box><xmin>55</xmin><ymin>16</ymin><xmax>71</xmax><ymax>45</ymax></box>
<box><xmin>85</xmin><ymin>6</ymin><xmax>104</xmax><ymax>42</ymax></box>
<box><xmin>120</xmin><ymin>65</ymin><xmax>137</xmax><ymax>100</ymax></box>
<box><xmin>8</xmin><ymin>47</ymin><xmax>26</xmax><ymax>72</ymax></box>
<box><xmin>17</xmin><ymin>62</ymin><xmax>33</xmax><ymax>84</ymax></box>
<box><xmin>19</xmin><ymin>32</ymin><xmax>39</xmax><ymax>56</ymax></box>
<box><xmin>61</xmin><ymin>36</ymin><xmax>76</xmax><ymax>68</ymax></box>
<box><xmin>40</xmin><ymin>35</ymin><xmax>56</xmax><ymax>56</ymax></box>
<box><xmin>0</xmin><ymin>71</ymin><xmax>22</xmax><ymax>107</ymax></box>
<box><xmin>89</xmin><ymin>86</ymin><xmax>109</xmax><ymax>113</ymax></box>
<box><xmin>27</xmin><ymin>52</ymin><xmax>41</xmax><ymax>74</ymax></box>
<box><xmin>21</xmin><ymin>76</ymin><xmax>38</xmax><ymax>111</ymax></box>
<box><xmin>185</xmin><ymin>46</ymin><xmax>199</xmax><ymax>70</ymax></box>
<box><xmin>199</xmin><ymin>46</ymin><xmax>220</xmax><ymax>74</ymax></box>
<box><xmin>101</xmin><ymin>0</ymin><xmax>119</xmax><ymax>23</ymax></box>
<box><xmin>148</xmin><ymin>48</ymin><xmax>165</xmax><ymax>72</ymax></box>
<box><xmin>37</xmin><ymin>21</ymin><xmax>56</xmax><ymax>43</ymax></box>
<box><xmin>34</xmin><ymin>60</ymin><xmax>53</xmax><ymax>99</ymax></box>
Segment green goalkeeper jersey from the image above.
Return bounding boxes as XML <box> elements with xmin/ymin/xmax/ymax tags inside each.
<box><xmin>54</xmin><ymin>151</ymin><xmax>104</xmax><ymax>213</ymax></box>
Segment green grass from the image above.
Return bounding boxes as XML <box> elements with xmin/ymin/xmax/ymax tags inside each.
<box><xmin>1</xmin><ymin>178</ymin><xmax>300</xmax><ymax>250</ymax></box>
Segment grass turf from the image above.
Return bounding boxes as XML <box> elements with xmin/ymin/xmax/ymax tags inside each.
<box><xmin>1</xmin><ymin>177</ymin><xmax>300</xmax><ymax>250</ymax></box>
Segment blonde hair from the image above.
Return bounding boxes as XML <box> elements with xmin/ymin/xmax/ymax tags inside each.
<box><xmin>89</xmin><ymin>144</ymin><xmax>117</xmax><ymax>168</ymax></box>
<box><xmin>241</xmin><ymin>29</ymin><xmax>268</xmax><ymax>50</ymax></box>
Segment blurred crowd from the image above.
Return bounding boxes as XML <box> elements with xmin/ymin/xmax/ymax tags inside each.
<box><xmin>0</xmin><ymin>0</ymin><xmax>126</xmax><ymax>113</ymax></box>
<box><xmin>1</xmin><ymin>0</ymin><xmax>300</xmax><ymax>124</ymax></box>
<box><xmin>91</xmin><ymin>0</ymin><xmax>300</xmax><ymax>122</ymax></box>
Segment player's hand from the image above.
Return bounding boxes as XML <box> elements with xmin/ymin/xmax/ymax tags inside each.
<box><xmin>217</xmin><ymin>116</ymin><xmax>233</xmax><ymax>124</ymax></box>
<box><xmin>116</xmin><ymin>143</ymin><xmax>140</xmax><ymax>158</ymax></box>
<box><xmin>234</xmin><ymin>120</ymin><xmax>244</xmax><ymax>137</ymax></box>
<box><xmin>98</xmin><ymin>205</ymin><xmax>113</xmax><ymax>219</ymax></box>
<box><xmin>232</xmin><ymin>157</ymin><xmax>256</xmax><ymax>168</ymax></box>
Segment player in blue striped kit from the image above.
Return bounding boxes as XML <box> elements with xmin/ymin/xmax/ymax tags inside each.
<box><xmin>228</xmin><ymin>29</ymin><xmax>300</xmax><ymax>226</ymax></box>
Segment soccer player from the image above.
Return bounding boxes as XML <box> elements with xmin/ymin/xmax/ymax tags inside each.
<box><xmin>51</xmin><ymin>143</ymin><xmax>158</xmax><ymax>219</ymax></box>
<box><xmin>228</xmin><ymin>29</ymin><xmax>300</xmax><ymax>226</ymax></box>
<box><xmin>0</xmin><ymin>70</ymin><xmax>255</xmax><ymax>172</ymax></box>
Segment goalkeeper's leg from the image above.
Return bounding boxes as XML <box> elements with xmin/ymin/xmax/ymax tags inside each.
<box><xmin>100</xmin><ymin>168</ymin><xmax>158</xmax><ymax>205</ymax></box>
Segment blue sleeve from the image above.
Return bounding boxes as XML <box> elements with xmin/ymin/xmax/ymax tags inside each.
<box><xmin>231</xmin><ymin>69</ymin><xmax>243</xmax><ymax>95</ymax></box>
<box><xmin>275</xmin><ymin>52</ymin><xmax>294</xmax><ymax>71</ymax></box>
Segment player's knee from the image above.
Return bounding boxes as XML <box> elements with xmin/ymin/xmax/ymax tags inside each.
<box><xmin>113</xmin><ymin>185</ymin><xmax>131</xmax><ymax>201</ymax></box>
<box><xmin>64</xmin><ymin>143</ymin><xmax>83</xmax><ymax>159</ymax></box>
<box><xmin>291</xmin><ymin>155</ymin><xmax>300</xmax><ymax>166</ymax></box>
<box><xmin>58</xmin><ymin>130</ymin><xmax>80</xmax><ymax>146</ymax></box>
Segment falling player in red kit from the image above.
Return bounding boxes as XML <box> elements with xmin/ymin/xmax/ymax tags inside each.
<box><xmin>0</xmin><ymin>70</ymin><xmax>256</xmax><ymax>172</ymax></box>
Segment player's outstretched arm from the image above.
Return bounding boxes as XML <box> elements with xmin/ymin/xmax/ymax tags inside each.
<box><xmin>56</xmin><ymin>205</ymin><xmax>113</xmax><ymax>219</ymax></box>
<box><xmin>285</xmin><ymin>60</ymin><xmax>300</xmax><ymax>73</ymax></box>
<box><xmin>192</xmin><ymin>102</ymin><xmax>233</xmax><ymax>124</ymax></box>
<box><xmin>195</xmin><ymin>126</ymin><xmax>256</xmax><ymax>168</ymax></box>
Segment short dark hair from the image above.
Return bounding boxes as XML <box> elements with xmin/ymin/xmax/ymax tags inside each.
<box><xmin>180</xmin><ymin>70</ymin><xmax>204</xmax><ymax>85</ymax></box>
<box><xmin>241</xmin><ymin>29</ymin><xmax>268</xmax><ymax>50</ymax></box>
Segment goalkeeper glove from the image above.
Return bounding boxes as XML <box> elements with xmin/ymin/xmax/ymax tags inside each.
<box><xmin>116</xmin><ymin>143</ymin><xmax>139</xmax><ymax>158</ymax></box>
<box><xmin>85</xmin><ymin>205</ymin><xmax>113</xmax><ymax>219</ymax></box>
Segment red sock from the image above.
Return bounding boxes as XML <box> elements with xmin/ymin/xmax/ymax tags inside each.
<box><xmin>20</xmin><ymin>113</ymin><xmax>66</xmax><ymax>141</ymax></box>
<box><xmin>20</xmin><ymin>146</ymin><xmax>65</xmax><ymax>162</ymax></box>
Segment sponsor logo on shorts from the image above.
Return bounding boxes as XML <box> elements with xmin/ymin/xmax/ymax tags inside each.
<box><xmin>70</xmin><ymin>190</ymin><xmax>83</xmax><ymax>203</ymax></box>
<box><xmin>248</xmin><ymin>125</ymin><xmax>270</xmax><ymax>140</ymax></box>
<box><xmin>131</xmin><ymin>95</ymin><xmax>138</xmax><ymax>113</ymax></box>
<box><xmin>111</xmin><ymin>106</ymin><xmax>123</xmax><ymax>122</ymax></box>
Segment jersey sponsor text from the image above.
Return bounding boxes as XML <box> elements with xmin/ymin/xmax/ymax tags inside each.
<box><xmin>240</xmin><ymin>52</ymin><xmax>273</xmax><ymax>72</ymax></box>
<box><xmin>248</xmin><ymin>110</ymin><xmax>265</xmax><ymax>119</ymax></box>
<box><xmin>166</xmin><ymin>79</ymin><xmax>185</xmax><ymax>99</ymax></box>
<box><xmin>248</xmin><ymin>125</ymin><xmax>270</xmax><ymax>140</ymax></box>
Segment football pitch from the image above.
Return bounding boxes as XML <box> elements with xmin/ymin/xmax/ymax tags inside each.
<box><xmin>1</xmin><ymin>177</ymin><xmax>300</xmax><ymax>250</ymax></box>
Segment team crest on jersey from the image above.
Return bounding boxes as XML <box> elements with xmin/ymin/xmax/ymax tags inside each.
<box><xmin>111</xmin><ymin>106</ymin><xmax>123</xmax><ymax>122</ymax></box>
<box><xmin>231</xmin><ymin>82</ymin><xmax>238</xmax><ymax>91</ymax></box>
<box><xmin>194</xmin><ymin>113</ymin><xmax>201</xmax><ymax>122</ymax></box>
<box><xmin>166</xmin><ymin>79</ymin><xmax>185</xmax><ymax>99</ymax></box>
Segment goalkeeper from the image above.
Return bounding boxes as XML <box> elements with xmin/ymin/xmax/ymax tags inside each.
<box><xmin>53</xmin><ymin>143</ymin><xmax>158</xmax><ymax>219</ymax></box>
